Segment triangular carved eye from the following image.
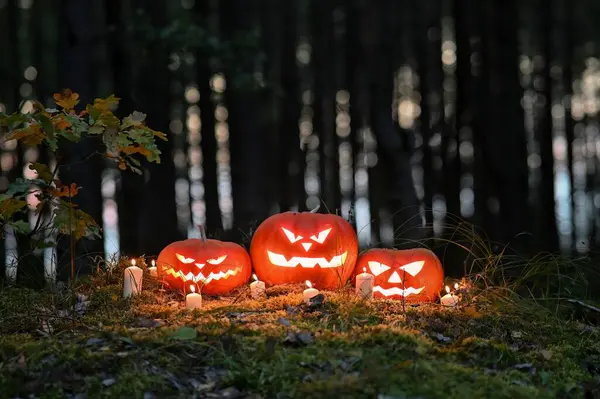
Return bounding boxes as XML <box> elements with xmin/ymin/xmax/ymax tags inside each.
<box><xmin>176</xmin><ymin>253</ymin><xmax>195</xmax><ymax>264</ymax></box>
<box><xmin>368</xmin><ymin>261</ymin><xmax>391</xmax><ymax>276</ymax></box>
<box><xmin>310</xmin><ymin>228</ymin><xmax>331</xmax><ymax>244</ymax></box>
<box><xmin>282</xmin><ymin>227</ymin><xmax>303</xmax><ymax>243</ymax></box>
<box><xmin>399</xmin><ymin>261</ymin><xmax>425</xmax><ymax>276</ymax></box>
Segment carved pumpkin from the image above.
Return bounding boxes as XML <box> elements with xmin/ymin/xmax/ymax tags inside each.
<box><xmin>250</xmin><ymin>210</ymin><xmax>358</xmax><ymax>289</ymax></box>
<box><xmin>156</xmin><ymin>233</ymin><xmax>252</xmax><ymax>295</ymax></box>
<box><xmin>354</xmin><ymin>248</ymin><xmax>443</xmax><ymax>302</ymax></box>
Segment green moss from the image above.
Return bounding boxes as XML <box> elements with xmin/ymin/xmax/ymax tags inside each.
<box><xmin>0</xmin><ymin>284</ymin><xmax>596</xmax><ymax>398</ymax></box>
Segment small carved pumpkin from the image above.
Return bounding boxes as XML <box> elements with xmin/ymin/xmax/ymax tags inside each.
<box><xmin>354</xmin><ymin>248</ymin><xmax>443</xmax><ymax>302</ymax></box>
<box><xmin>250</xmin><ymin>210</ymin><xmax>358</xmax><ymax>289</ymax></box>
<box><xmin>156</xmin><ymin>234</ymin><xmax>252</xmax><ymax>295</ymax></box>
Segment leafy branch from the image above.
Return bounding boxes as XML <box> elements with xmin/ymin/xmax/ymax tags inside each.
<box><xmin>0</xmin><ymin>89</ymin><xmax>167</xmax><ymax>252</ymax></box>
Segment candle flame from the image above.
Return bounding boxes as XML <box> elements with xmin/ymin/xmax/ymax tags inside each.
<box><xmin>131</xmin><ymin>258</ymin><xmax>136</xmax><ymax>266</ymax></box>
<box><xmin>305</xmin><ymin>280</ymin><xmax>312</xmax><ymax>288</ymax></box>
<box><xmin>445</xmin><ymin>285</ymin><xmax>450</xmax><ymax>294</ymax></box>
<box><xmin>190</xmin><ymin>285</ymin><xmax>196</xmax><ymax>293</ymax></box>
<box><xmin>454</xmin><ymin>282</ymin><xmax>459</xmax><ymax>290</ymax></box>
<box><xmin>151</xmin><ymin>259</ymin><xmax>156</xmax><ymax>267</ymax></box>
<box><xmin>363</xmin><ymin>267</ymin><xmax>366</xmax><ymax>273</ymax></box>
<box><xmin>252</xmin><ymin>273</ymin><xmax>258</xmax><ymax>282</ymax></box>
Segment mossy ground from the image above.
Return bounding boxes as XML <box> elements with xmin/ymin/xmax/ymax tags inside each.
<box><xmin>1</xmin><ymin>268</ymin><xmax>599</xmax><ymax>399</ymax></box>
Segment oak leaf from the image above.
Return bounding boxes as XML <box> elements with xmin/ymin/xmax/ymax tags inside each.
<box><xmin>5</xmin><ymin>124</ymin><xmax>46</xmax><ymax>146</ymax></box>
<box><xmin>52</xmin><ymin>115</ymin><xmax>71</xmax><ymax>131</ymax></box>
<box><xmin>0</xmin><ymin>197</ymin><xmax>27</xmax><ymax>220</ymax></box>
<box><xmin>119</xmin><ymin>145</ymin><xmax>152</xmax><ymax>157</ymax></box>
<box><xmin>29</xmin><ymin>162</ymin><xmax>54</xmax><ymax>182</ymax></box>
<box><xmin>53</xmin><ymin>89</ymin><xmax>80</xmax><ymax>111</ymax></box>
<box><xmin>93</xmin><ymin>95</ymin><xmax>120</xmax><ymax>111</ymax></box>
<box><xmin>48</xmin><ymin>183</ymin><xmax>79</xmax><ymax>198</ymax></box>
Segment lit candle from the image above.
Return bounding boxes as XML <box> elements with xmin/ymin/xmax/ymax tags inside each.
<box><xmin>355</xmin><ymin>267</ymin><xmax>374</xmax><ymax>300</ymax></box>
<box><xmin>123</xmin><ymin>258</ymin><xmax>143</xmax><ymax>298</ymax></box>
<box><xmin>148</xmin><ymin>259</ymin><xmax>157</xmax><ymax>277</ymax></box>
<box><xmin>303</xmin><ymin>280</ymin><xmax>319</xmax><ymax>303</ymax></box>
<box><xmin>186</xmin><ymin>285</ymin><xmax>202</xmax><ymax>310</ymax></box>
<box><xmin>250</xmin><ymin>274</ymin><xmax>266</xmax><ymax>299</ymax></box>
<box><xmin>440</xmin><ymin>285</ymin><xmax>459</xmax><ymax>307</ymax></box>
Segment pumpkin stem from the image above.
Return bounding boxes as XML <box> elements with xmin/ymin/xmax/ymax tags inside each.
<box><xmin>198</xmin><ymin>225</ymin><xmax>207</xmax><ymax>242</ymax></box>
<box><xmin>310</xmin><ymin>204</ymin><xmax>320</xmax><ymax>213</ymax></box>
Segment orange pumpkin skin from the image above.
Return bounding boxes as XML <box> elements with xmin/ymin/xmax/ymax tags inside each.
<box><xmin>354</xmin><ymin>248</ymin><xmax>444</xmax><ymax>302</ymax></box>
<box><xmin>156</xmin><ymin>238</ymin><xmax>252</xmax><ymax>295</ymax></box>
<box><xmin>250</xmin><ymin>211</ymin><xmax>358</xmax><ymax>289</ymax></box>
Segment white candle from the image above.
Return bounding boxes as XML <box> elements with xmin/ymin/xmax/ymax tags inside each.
<box><xmin>355</xmin><ymin>267</ymin><xmax>374</xmax><ymax>300</ymax></box>
<box><xmin>186</xmin><ymin>285</ymin><xmax>202</xmax><ymax>310</ymax></box>
<box><xmin>123</xmin><ymin>258</ymin><xmax>143</xmax><ymax>298</ymax></box>
<box><xmin>148</xmin><ymin>259</ymin><xmax>157</xmax><ymax>277</ymax></box>
<box><xmin>303</xmin><ymin>280</ymin><xmax>319</xmax><ymax>303</ymax></box>
<box><xmin>250</xmin><ymin>274</ymin><xmax>266</xmax><ymax>299</ymax></box>
<box><xmin>440</xmin><ymin>285</ymin><xmax>459</xmax><ymax>307</ymax></box>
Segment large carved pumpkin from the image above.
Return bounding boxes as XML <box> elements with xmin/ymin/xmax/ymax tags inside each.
<box><xmin>354</xmin><ymin>248</ymin><xmax>444</xmax><ymax>302</ymax></box>
<box><xmin>250</xmin><ymin>210</ymin><xmax>358</xmax><ymax>289</ymax></box>
<box><xmin>156</xmin><ymin>236</ymin><xmax>252</xmax><ymax>295</ymax></box>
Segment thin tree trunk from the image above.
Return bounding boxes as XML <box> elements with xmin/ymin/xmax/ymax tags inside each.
<box><xmin>192</xmin><ymin>0</ymin><xmax>221</xmax><ymax>236</ymax></box>
<box><xmin>373</xmin><ymin>0</ymin><xmax>422</xmax><ymax>246</ymax></box>
<box><xmin>56</xmin><ymin>0</ymin><xmax>104</xmax><ymax>282</ymax></box>
<box><xmin>471</xmin><ymin>0</ymin><xmax>494</xmax><ymax>241</ymax></box>
<box><xmin>311</xmin><ymin>0</ymin><xmax>340</xmax><ymax>214</ymax></box>
<box><xmin>135</xmin><ymin>1</ymin><xmax>183</xmax><ymax>256</ymax></box>
<box><xmin>478</xmin><ymin>0</ymin><xmax>530</xmax><ymax>253</ymax></box>
<box><xmin>561</xmin><ymin>0</ymin><xmax>575</xmax><ymax>253</ymax></box>
<box><xmin>345</xmin><ymin>0</ymin><xmax>360</xmax><ymax>228</ymax></box>
<box><xmin>538</xmin><ymin>0</ymin><xmax>559</xmax><ymax>252</ymax></box>
<box><xmin>220</xmin><ymin>0</ymin><xmax>270</xmax><ymax>243</ymax></box>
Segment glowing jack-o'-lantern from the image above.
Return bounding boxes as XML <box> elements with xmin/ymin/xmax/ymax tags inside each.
<box><xmin>250</xmin><ymin>208</ymin><xmax>358</xmax><ymax>289</ymax></box>
<box><xmin>156</xmin><ymin>229</ymin><xmax>252</xmax><ymax>295</ymax></box>
<box><xmin>354</xmin><ymin>248</ymin><xmax>444</xmax><ymax>302</ymax></box>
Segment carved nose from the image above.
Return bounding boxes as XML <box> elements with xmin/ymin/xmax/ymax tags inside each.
<box><xmin>388</xmin><ymin>271</ymin><xmax>402</xmax><ymax>283</ymax></box>
<box><xmin>301</xmin><ymin>242</ymin><xmax>312</xmax><ymax>251</ymax></box>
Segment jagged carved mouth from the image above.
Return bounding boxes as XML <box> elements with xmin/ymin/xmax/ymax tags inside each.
<box><xmin>266</xmin><ymin>251</ymin><xmax>348</xmax><ymax>268</ymax></box>
<box><xmin>373</xmin><ymin>286</ymin><xmax>425</xmax><ymax>297</ymax></box>
<box><xmin>162</xmin><ymin>266</ymin><xmax>242</xmax><ymax>284</ymax></box>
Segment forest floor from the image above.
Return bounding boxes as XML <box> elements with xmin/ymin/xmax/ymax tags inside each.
<box><xmin>1</xmin><ymin>269</ymin><xmax>600</xmax><ymax>399</ymax></box>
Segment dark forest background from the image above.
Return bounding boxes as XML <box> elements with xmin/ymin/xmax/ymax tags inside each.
<box><xmin>1</xmin><ymin>0</ymin><xmax>599</xmax><ymax>286</ymax></box>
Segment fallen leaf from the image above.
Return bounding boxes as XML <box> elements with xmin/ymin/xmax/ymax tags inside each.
<box><xmin>138</xmin><ymin>317</ymin><xmax>162</xmax><ymax>328</ymax></box>
<box><xmin>119</xmin><ymin>336</ymin><xmax>135</xmax><ymax>346</ymax></box>
<box><xmin>297</xmin><ymin>331</ymin><xmax>313</xmax><ymax>345</ymax></box>
<box><xmin>513</xmin><ymin>363</ymin><xmax>536</xmax><ymax>374</ymax></box>
<box><xmin>102</xmin><ymin>378</ymin><xmax>116</xmax><ymax>387</ymax></box>
<box><xmin>433</xmin><ymin>332</ymin><xmax>452</xmax><ymax>343</ymax></box>
<box><xmin>85</xmin><ymin>337</ymin><xmax>104</xmax><ymax>346</ymax></box>
<box><xmin>539</xmin><ymin>349</ymin><xmax>553</xmax><ymax>360</ymax></box>
<box><xmin>286</xmin><ymin>305</ymin><xmax>299</xmax><ymax>316</ymax></box>
<box><xmin>190</xmin><ymin>379</ymin><xmax>216</xmax><ymax>392</ymax></box>
<box><xmin>284</xmin><ymin>330</ymin><xmax>313</xmax><ymax>346</ymax></box>
<box><xmin>462</xmin><ymin>305</ymin><xmax>482</xmax><ymax>318</ymax></box>
<box><xmin>278</xmin><ymin>317</ymin><xmax>291</xmax><ymax>327</ymax></box>
<box><xmin>170</xmin><ymin>326</ymin><xmax>197</xmax><ymax>341</ymax></box>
